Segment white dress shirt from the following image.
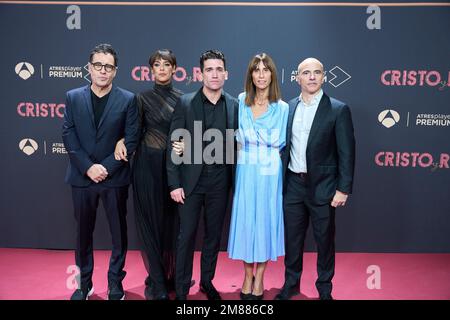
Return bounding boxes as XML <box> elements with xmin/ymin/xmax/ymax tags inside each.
<box><xmin>288</xmin><ymin>90</ymin><xmax>323</xmax><ymax>173</ymax></box>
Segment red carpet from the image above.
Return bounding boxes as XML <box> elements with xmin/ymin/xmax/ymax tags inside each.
<box><xmin>0</xmin><ymin>249</ymin><xmax>449</xmax><ymax>300</ymax></box>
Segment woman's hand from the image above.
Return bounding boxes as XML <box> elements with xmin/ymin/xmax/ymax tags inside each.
<box><xmin>172</xmin><ymin>139</ymin><xmax>184</xmax><ymax>156</ymax></box>
<box><xmin>114</xmin><ymin>138</ymin><xmax>128</xmax><ymax>161</ymax></box>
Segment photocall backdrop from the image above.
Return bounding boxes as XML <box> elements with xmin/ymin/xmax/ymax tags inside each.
<box><xmin>1</xmin><ymin>1</ymin><xmax>449</xmax><ymax>253</ymax></box>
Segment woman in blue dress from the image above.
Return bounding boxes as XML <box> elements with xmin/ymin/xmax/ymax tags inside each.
<box><xmin>228</xmin><ymin>53</ymin><xmax>289</xmax><ymax>300</ymax></box>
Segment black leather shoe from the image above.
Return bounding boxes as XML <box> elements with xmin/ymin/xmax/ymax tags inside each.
<box><xmin>146</xmin><ymin>286</ymin><xmax>170</xmax><ymax>300</ymax></box>
<box><xmin>155</xmin><ymin>293</ymin><xmax>170</xmax><ymax>300</ymax></box>
<box><xmin>144</xmin><ymin>285</ymin><xmax>153</xmax><ymax>300</ymax></box>
<box><xmin>319</xmin><ymin>293</ymin><xmax>333</xmax><ymax>300</ymax></box>
<box><xmin>200</xmin><ymin>283</ymin><xmax>222</xmax><ymax>300</ymax></box>
<box><xmin>70</xmin><ymin>284</ymin><xmax>94</xmax><ymax>300</ymax></box>
<box><xmin>274</xmin><ymin>285</ymin><xmax>299</xmax><ymax>300</ymax></box>
<box><xmin>108</xmin><ymin>282</ymin><xmax>125</xmax><ymax>300</ymax></box>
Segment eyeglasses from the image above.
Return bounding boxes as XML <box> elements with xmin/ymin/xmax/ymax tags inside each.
<box><xmin>90</xmin><ymin>62</ymin><xmax>117</xmax><ymax>72</ymax></box>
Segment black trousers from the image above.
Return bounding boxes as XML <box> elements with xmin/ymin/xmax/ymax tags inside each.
<box><xmin>175</xmin><ymin>166</ymin><xmax>230</xmax><ymax>297</ymax></box>
<box><xmin>72</xmin><ymin>184</ymin><xmax>129</xmax><ymax>288</ymax></box>
<box><xmin>283</xmin><ymin>170</ymin><xmax>336</xmax><ymax>296</ymax></box>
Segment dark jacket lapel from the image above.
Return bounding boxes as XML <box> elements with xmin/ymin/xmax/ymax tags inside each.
<box><xmin>287</xmin><ymin>96</ymin><xmax>300</xmax><ymax>148</ymax></box>
<box><xmin>82</xmin><ymin>85</ymin><xmax>95</xmax><ymax>128</ymax></box>
<box><xmin>307</xmin><ymin>93</ymin><xmax>331</xmax><ymax>149</ymax></box>
<box><xmin>224</xmin><ymin>91</ymin><xmax>236</xmax><ymax>129</ymax></box>
<box><xmin>192</xmin><ymin>88</ymin><xmax>204</xmax><ymax>124</ymax></box>
<box><xmin>97</xmin><ymin>86</ymin><xmax>117</xmax><ymax>129</ymax></box>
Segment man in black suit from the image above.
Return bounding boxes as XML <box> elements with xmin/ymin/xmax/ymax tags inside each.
<box><xmin>276</xmin><ymin>58</ymin><xmax>355</xmax><ymax>300</ymax></box>
<box><xmin>166</xmin><ymin>50</ymin><xmax>238</xmax><ymax>300</ymax></box>
<box><xmin>62</xmin><ymin>44</ymin><xmax>138</xmax><ymax>300</ymax></box>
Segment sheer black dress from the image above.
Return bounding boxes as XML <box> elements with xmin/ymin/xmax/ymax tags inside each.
<box><xmin>132</xmin><ymin>83</ymin><xmax>183</xmax><ymax>299</ymax></box>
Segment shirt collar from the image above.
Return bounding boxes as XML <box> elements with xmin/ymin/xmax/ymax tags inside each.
<box><xmin>201</xmin><ymin>88</ymin><xmax>225</xmax><ymax>104</ymax></box>
<box><xmin>299</xmin><ymin>89</ymin><xmax>323</xmax><ymax>107</ymax></box>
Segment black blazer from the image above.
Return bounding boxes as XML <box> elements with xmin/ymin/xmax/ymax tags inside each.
<box><xmin>166</xmin><ymin>88</ymin><xmax>238</xmax><ymax>197</ymax></box>
<box><xmin>282</xmin><ymin>92</ymin><xmax>355</xmax><ymax>205</ymax></box>
<box><xmin>62</xmin><ymin>85</ymin><xmax>139</xmax><ymax>187</ymax></box>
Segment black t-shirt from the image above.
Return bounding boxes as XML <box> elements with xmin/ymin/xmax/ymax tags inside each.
<box><xmin>91</xmin><ymin>89</ymin><xmax>111</xmax><ymax>128</ymax></box>
<box><xmin>201</xmin><ymin>91</ymin><xmax>227</xmax><ymax>165</ymax></box>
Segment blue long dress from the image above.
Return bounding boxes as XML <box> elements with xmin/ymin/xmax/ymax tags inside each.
<box><xmin>228</xmin><ymin>92</ymin><xmax>289</xmax><ymax>263</ymax></box>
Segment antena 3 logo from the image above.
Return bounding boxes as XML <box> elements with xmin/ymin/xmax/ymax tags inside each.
<box><xmin>378</xmin><ymin>109</ymin><xmax>400</xmax><ymax>128</ymax></box>
<box><xmin>19</xmin><ymin>138</ymin><xmax>38</xmax><ymax>155</ymax></box>
<box><xmin>15</xmin><ymin>62</ymin><xmax>35</xmax><ymax>80</ymax></box>
<box><xmin>381</xmin><ymin>70</ymin><xmax>450</xmax><ymax>88</ymax></box>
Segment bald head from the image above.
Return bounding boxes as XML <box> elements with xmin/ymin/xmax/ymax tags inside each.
<box><xmin>296</xmin><ymin>57</ymin><xmax>325</xmax><ymax>97</ymax></box>
<box><xmin>298</xmin><ymin>58</ymin><xmax>323</xmax><ymax>74</ymax></box>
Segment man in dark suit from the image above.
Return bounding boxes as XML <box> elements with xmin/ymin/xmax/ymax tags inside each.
<box><xmin>62</xmin><ymin>44</ymin><xmax>138</xmax><ymax>300</ymax></box>
<box><xmin>166</xmin><ymin>50</ymin><xmax>238</xmax><ymax>300</ymax></box>
<box><xmin>276</xmin><ymin>58</ymin><xmax>355</xmax><ymax>300</ymax></box>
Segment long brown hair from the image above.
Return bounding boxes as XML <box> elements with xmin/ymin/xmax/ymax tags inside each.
<box><xmin>244</xmin><ymin>53</ymin><xmax>281</xmax><ymax>106</ymax></box>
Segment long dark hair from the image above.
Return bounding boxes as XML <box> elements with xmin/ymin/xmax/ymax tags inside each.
<box><xmin>244</xmin><ymin>53</ymin><xmax>281</xmax><ymax>106</ymax></box>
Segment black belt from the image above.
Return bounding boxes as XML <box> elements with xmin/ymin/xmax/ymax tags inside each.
<box><xmin>289</xmin><ymin>169</ymin><xmax>307</xmax><ymax>179</ymax></box>
<box><xmin>203</xmin><ymin>164</ymin><xmax>227</xmax><ymax>172</ymax></box>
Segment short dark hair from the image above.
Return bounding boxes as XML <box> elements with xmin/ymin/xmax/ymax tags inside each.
<box><xmin>149</xmin><ymin>49</ymin><xmax>177</xmax><ymax>68</ymax></box>
<box><xmin>89</xmin><ymin>43</ymin><xmax>118</xmax><ymax>66</ymax></box>
<box><xmin>199</xmin><ymin>49</ymin><xmax>226</xmax><ymax>71</ymax></box>
<box><xmin>244</xmin><ymin>53</ymin><xmax>281</xmax><ymax>106</ymax></box>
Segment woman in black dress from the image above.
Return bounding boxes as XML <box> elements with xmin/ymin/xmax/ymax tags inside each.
<box><xmin>115</xmin><ymin>49</ymin><xmax>183</xmax><ymax>300</ymax></box>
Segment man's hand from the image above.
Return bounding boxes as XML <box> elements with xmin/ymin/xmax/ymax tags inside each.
<box><xmin>331</xmin><ymin>190</ymin><xmax>348</xmax><ymax>208</ymax></box>
<box><xmin>170</xmin><ymin>188</ymin><xmax>185</xmax><ymax>204</ymax></box>
<box><xmin>114</xmin><ymin>138</ymin><xmax>127</xmax><ymax>161</ymax></box>
<box><xmin>87</xmin><ymin>164</ymin><xmax>108</xmax><ymax>183</ymax></box>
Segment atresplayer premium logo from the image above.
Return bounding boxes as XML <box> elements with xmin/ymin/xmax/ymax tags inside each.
<box><xmin>48</xmin><ymin>63</ymin><xmax>89</xmax><ymax>82</ymax></box>
<box><xmin>15</xmin><ymin>62</ymin><xmax>35</xmax><ymax>80</ymax></box>
<box><xmin>51</xmin><ymin>142</ymin><xmax>67</xmax><ymax>154</ymax></box>
<box><xmin>19</xmin><ymin>138</ymin><xmax>38</xmax><ymax>155</ymax></box>
<box><xmin>290</xmin><ymin>66</ymin><xmax>351</xmax><ymax>88</ymax></box>
<box><xmin>415</xmin><ymin>114</ymin><xmax>450</xmax><ymax>127</ymax></box>
<box><xmin>378</xmin><ymin>109</ymin><xmax>400</xmax><ymax>128</ymax></box>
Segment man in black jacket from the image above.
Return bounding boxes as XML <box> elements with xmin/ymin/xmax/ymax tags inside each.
<box><xmin>276</xmin><ymin>58</ymin><xmax>355</xmax><ymax>300</ymax></box>
<box><xmin>166</xmin><ymin>50</ymin><xmax>238</xmax><ymax>300</ymax></box>
<box><xmin>62</xmin><ymin>44</ymin><xmax>138</xmax><ymax>300</ymax></box>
